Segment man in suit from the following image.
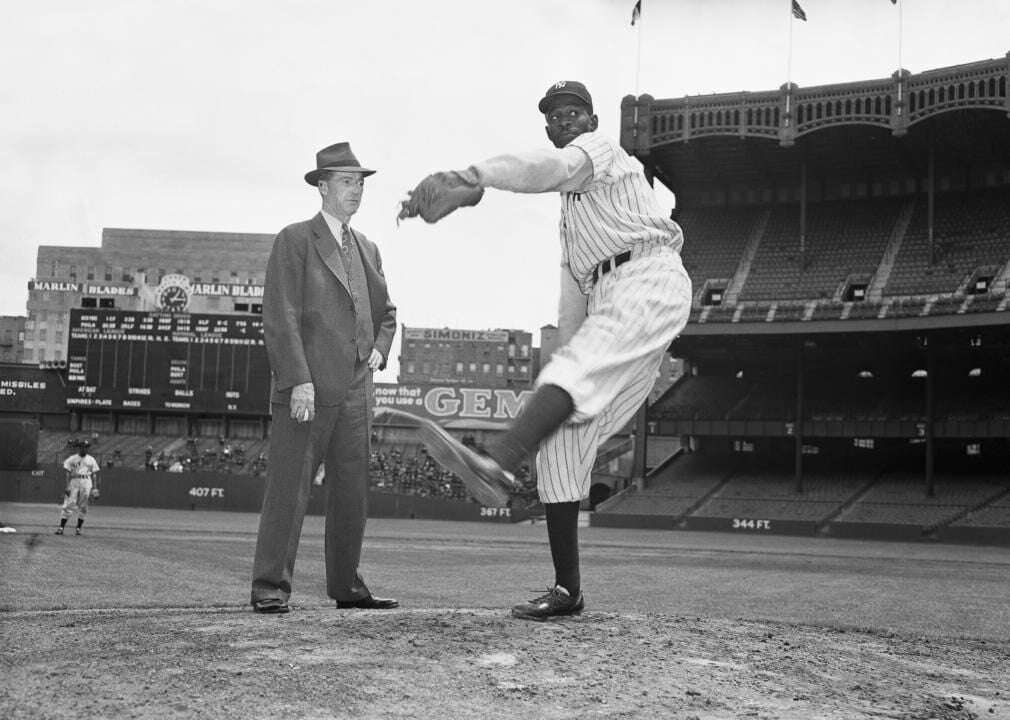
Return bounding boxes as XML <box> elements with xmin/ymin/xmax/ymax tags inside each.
<box><xmin>250</xmin><ymin>142</ymin><xmax>398</xmax><ymax>614</ymax></box>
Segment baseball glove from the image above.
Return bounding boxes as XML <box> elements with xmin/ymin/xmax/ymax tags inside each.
<box><xmin>89</xmin><ymin>487</ymin><xmax>101</xmax><ymax>501</ymax></box>
<box><xmin>397</xmin><ymin>170</ymin><xmax>484</xmax><ymax>224</ymax></box>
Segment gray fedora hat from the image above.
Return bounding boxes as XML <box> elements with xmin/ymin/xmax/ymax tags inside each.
<box><xmin>304</xmin><ymin>142</ymin><xmax>376</xmax><ymax>185</ymax></box>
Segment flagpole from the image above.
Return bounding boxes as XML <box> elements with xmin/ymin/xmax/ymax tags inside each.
<box><xmin>634</xmin><ymin>0</ymin><xmax>643</xmax><ymax>96</ymax></box>
<box><xmin>633</xmin><ymin>0</ymin><xmax>643</xmax><ymax>138</ymax></box>
<box><xmin>786</xmin><ymin>0</ymin><xmax>794</xmax><ymax>117</ymax></box>
<box><xmin>896</xmin><ymin>0</ymin><xmax>904</xmax><ymax>109</ymax></box>
<box><xmin>898</xmin><ymin>0</ymin><xmax>903</xmax><ymax>73</ymax></box>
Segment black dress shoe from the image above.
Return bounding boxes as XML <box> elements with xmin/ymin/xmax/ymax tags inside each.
<box><xmin>336</xmin><ymin>594</ymin><xmax>399</xmax><ymax>609</ymax></box>
<box><xmin>252</xmin><ymin>598</ymin><xmax>290</xmax><ymax>614</ymax></box>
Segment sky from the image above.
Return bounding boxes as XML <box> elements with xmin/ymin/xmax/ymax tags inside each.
<box><xmin>3</xmin><ymin>0</ymin><xmax>1008</xmax><ymax>382</ymax></box>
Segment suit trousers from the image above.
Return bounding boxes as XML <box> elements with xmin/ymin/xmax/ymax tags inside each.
<box><xmin>250</xmin><ymin>360</ymin><xmax>373</xmax><ymax>605</ymax></box>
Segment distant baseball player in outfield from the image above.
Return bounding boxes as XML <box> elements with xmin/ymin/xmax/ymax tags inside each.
<box><xmin>56</xmin><ymin>440</ymin><xmax>101</xmax><ymax>536</ymax></box>
<box><xmin>399</xmin><ymin>80</ymin><xmax>692</xmax><ymax>620</ymax></box>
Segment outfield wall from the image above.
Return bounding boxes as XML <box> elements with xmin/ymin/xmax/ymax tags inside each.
<box><xmin>587</xmin><ymin>505</ymin><xmax>1010</xmax><ymax>546</ymax></box>
<box><xmin>0</xmin><ymin>466</ymin><xmax>530</xmax><ymax>524</ymax></box>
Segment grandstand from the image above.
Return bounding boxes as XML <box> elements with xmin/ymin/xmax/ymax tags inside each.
<box><xmin>830</xmin><ymin>472</ymin><xmax>1007</xmax><ymax>531</ymax></box>
<box><xmin>38</xmin><ymin>429</ymin><xmax>269</xmax><ymax>474</ymax></box>
<box><xmin>592</xmin><ymin>55</ymin><xmax>1010</xmax><ymax>544</ymax></box>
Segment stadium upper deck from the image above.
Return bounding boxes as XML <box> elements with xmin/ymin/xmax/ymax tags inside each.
<box><xmin>619</xmin><ymin>54</ymin><xmax>1010</xmax><ymax>327</ymax></box>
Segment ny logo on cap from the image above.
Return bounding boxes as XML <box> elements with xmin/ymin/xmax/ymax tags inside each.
<box><xmin>553</xmin><ymin>81</ymin><xmax>567</xmax><ymax>89</ymax></box>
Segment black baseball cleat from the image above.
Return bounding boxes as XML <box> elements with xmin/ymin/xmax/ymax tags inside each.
<box><xmin>54</xmin><ymin>527</ymin><xmax>64</xmax><ymax>535</ymax></box>
<box><xmin>75</xmin><ymin>528</ymin><xmax>82</xmax><ymax>536</ymax></box>
<box><xmin>416</xmin><ymin>422</ymin><xmax>517</xmax><ymax>508</ymax></box>
<box><xmin>336</xmin><ymin>594</ymin><xmax>399</xmax><ymax>610</ymax></box>
<box><xmin>511</xmin><ymin>585</ymin><xmax>585</xmax><ymax>621</ymax></box>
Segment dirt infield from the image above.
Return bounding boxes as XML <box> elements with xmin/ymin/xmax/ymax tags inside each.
<box><xmin>2</xmin><ymin>504</ymin><xmax>1009</xmax><ymax>718</ymax></box>
<box><xmin>4</xmin><ymin>606</ymin><xmax>1007</xmax><ymax>719</ymax></box>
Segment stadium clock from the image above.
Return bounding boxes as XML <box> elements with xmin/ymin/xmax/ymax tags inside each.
<box><xmin>155</xmin><ymin>274</ymin><xmax>193</xmax><ymax>312</ymax></box>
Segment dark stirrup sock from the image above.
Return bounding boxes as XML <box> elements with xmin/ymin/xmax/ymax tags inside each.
<box><xmin>544</xmin><ymin>501</ymin><xmax>582</xmax><ymax>596</ymax></box>
<box><xmin>485</xmin><ymin>384</ymin><xmax>574</xmax><ymax>472</ymax></box>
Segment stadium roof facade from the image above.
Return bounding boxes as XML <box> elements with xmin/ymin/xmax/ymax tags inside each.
<box><xmin>621</xmin><ymin>53</ymin><xmax>1010</xmax><ymax>202</ymax></box>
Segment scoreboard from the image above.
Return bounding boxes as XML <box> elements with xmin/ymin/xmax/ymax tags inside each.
<box><xmin>66</xmin><ymin>309</ymin><xmax>271</xmax><ymax>414</ymax></box>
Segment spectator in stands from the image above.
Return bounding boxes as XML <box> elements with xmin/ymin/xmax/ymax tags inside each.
<box><xmin>249</xmin><ymin>141</ymin><xmax>398</xmax><ymax>615</ymax></box>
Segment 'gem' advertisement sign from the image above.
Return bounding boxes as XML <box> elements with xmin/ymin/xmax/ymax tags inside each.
<box><xmin>374</xmin><ymin>383</ymin><xmax>533</xmax><ymax>423</ymax></box>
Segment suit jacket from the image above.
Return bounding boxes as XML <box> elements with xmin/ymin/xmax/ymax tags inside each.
<box><xmin>264</xmin><ymin>213</ymin><xmax>396</xmax><ymax>406</ymax></box>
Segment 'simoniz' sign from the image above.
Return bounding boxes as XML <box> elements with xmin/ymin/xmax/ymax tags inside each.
<box><xmin>66</xmin><ymin>308</ymin><xmax>270</xmax><ymax>414</ymax></box>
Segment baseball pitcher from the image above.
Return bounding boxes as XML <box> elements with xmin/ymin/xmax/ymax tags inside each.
<box><xmin>399</xmin><ymin>80</ymin><xmax>692</xmax><ymax>620</ymax></box>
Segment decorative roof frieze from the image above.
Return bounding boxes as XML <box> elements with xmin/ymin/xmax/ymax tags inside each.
<box><xmin>621</xmin><ymin>53</ymin><xmax>1009</xmax><ymax>152</ymax></box>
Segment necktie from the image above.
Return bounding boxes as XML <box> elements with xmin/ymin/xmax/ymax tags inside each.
<box><xmin>341</xmin><ymin>224</ymin><xmax>352</xmax><ymax>254</ymax></box>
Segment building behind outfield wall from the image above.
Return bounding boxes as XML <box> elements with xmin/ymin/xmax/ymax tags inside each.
<box><xmin>398</xmin><ymin>325</ymin><xmax>537</xmax><ymax>388</ymax></box>
<box><xmin>24</xmin><ymin>227</ymin><xmax>275</xmax><ymax>363</ymax></box>
<box><xmin>0</xmin><ymin>316</ymin><xmax>26</xmax><ymax>363</ymax></box>
<box><xmin>398</xmin><ymin>322</ymin><xmax>683</xmax><ymax>398</ymax></box>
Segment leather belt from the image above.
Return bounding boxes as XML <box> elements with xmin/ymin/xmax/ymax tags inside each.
<box><xmin>591</xmin><ymin>251</ymin><xmax>632</xmax><ymax>284</ymax></box>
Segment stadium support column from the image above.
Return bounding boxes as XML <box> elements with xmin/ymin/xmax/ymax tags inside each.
<box><xmin>794</xmin><ymin>339</ymin><xmax>805</xmax><ymax>494</ymax></box>
<box><xmin>632</xmin><ymin>403</ymin><xmax>647</xmax><ymax>492</ymax></box>
<box><xmin>927</xmin><ymin>143</ymin><xmax>936</xmax><ymax>265</ymax></box>
<box><xmin>799</xmin><ymin>160</ymin><xmax>808</xmax><ymax>270</ymax></box>
<box><xmin>925</xmin><ymin>345</ymin><xmax>936</xmax><ymax>497</ymax></box>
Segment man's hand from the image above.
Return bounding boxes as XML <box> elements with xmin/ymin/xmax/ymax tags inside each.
<box><xmin>290</xmin><ymin>382</ymin><xmax>315</xmax><ymax>423</ymax></box>
<box><xmin>367</xmin><ymin>349</ymin><xmax>384</xmax><ymax>372</ymax></box>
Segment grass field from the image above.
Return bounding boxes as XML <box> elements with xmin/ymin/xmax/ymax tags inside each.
<box><xmin>2</xmin><ymin>501</ymin><xmax>1008</xmax><ymax>719</ymax></box>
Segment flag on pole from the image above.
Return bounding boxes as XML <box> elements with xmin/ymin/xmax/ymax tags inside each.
<box><xmin>791</xmin><ymin>0</ymin><xmax>807</xmax><ymax>21</ymax></box>
<box><xmin>631</xmin><ymin>0</ymin><xmax>641</xmax><ymax>26</ymax></box>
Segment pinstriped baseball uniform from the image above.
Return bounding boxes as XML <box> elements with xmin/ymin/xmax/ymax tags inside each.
<box><xmin>473</xmin><ymin>131</ymin><xmax>692</xmax><ymax>503</ymax></box>
<box><xmin>61</xmin><ymin>451</ymin><xmax>100</xmax><ymax>519</ymax></box>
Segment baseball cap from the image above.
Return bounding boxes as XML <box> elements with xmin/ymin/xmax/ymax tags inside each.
<box><xmin>538</xmin><ymin>81</ymin><xmax>594</xmax><ymax>114</ymax></box>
